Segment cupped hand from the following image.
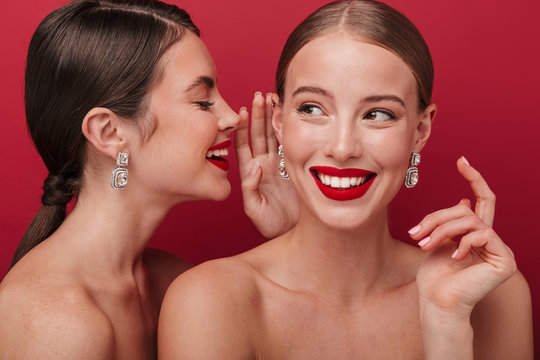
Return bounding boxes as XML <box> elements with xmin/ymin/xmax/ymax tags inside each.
<box><xmin>410</xmin><ymin>157</ymin><xmax>516</xmax><ymax>316</ymax></box>
<box><xmin>234</xmin><ymin>92</ymin><xmax>299</xmax><ymax>239</ymax></box>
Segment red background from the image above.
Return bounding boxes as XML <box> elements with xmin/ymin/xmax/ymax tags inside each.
<box><xmin>1</xmin><ymin>0</ymin><xmax>539</xmax><ymax>350</ymax></box>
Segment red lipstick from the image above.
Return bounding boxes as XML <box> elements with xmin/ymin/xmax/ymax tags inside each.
<box><xmin>206</xmin><ymin>140</ymin><xmax>231</xmax><ymax>171</ymax></box>
<box><xmin>310</xmin><ymin>166</ymin><xmax>376</xmax><ymax>201</ymax></box>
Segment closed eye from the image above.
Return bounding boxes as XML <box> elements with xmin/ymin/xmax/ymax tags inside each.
<box><xmin>364</xmin><ymin>110</ymin><xmax>395</xmax><ymax>121</ymax></box>
<box><xmin>195</xmin><ymin>101</ymin><xmax>215</xmax><ymax>110</ymax></box>
<box><xmin>297</xmin><ymin>104</ymin><xmax>324</xmax><ymax>116</ymax></box>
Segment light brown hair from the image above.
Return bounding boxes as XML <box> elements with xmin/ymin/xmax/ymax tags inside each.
<box><xmin>276</xmin><ymin>0</ymin><xmax>433</xmax><ymax>110</ymax></box>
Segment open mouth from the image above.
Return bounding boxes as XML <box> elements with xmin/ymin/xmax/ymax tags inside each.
<box><xmin>309</xmin><ymin>166</ymin><xmax>376</xmax><ymax>201</ymax></box>
<box><xmin>206</xmin><ymin>140</ymin><xmax>230</xmax><ymax>171</ymax></box>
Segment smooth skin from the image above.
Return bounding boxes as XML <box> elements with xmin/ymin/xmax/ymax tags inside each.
<box><xmin>158</xmin><ymin>33</ymin><xmax>532</xmax><ymax>359</ymax></box>
<box><xmin>0</xmin><ymin>33</ymin><xmax>296</xmax><ymax>359</ymax></box>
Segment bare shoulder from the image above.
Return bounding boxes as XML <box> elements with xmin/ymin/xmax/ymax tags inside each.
<box><xmin>144</xmin><ymin>247</ymin><xmax>191</xmax><ymax>299</ymax></box>
<box><xmin>159</xmin><ymin>257</ymin><xmax>259</xmax><ymax>360</ymax></box>
<box><xmin>0</xmin><ymin>268</ymin><xmax>114</xmax><ymax>359</ymax></box>
<box><xmin>471</xmin><ymin>270</ymin><xmax>533</xmax><ymax>359</ymax></box>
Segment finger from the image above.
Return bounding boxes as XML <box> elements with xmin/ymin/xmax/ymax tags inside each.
<box><xmin>234</xmin><ymin>107</ymin><xmax>254</xmax><ymax>175</ymax></box>
<box><xmin>251</xmin><ymin>92</ymin><xmax>268</xmax><ymax>156</ymax></box>
<box><xmin>452</xmin><ymin>228</ymin><xmax>516</xmax><ymax>276</ymax></box>
<box><xmin>408</xmin><ymin>200</ymin><xmax>473</xmax><ymax>240</ymax></box>
<box><xmin>265</xmin><ymin>93</ymin><xmax>278</xmax><ymax>153</ymax></box>
<box><xmin>457</xmin><ymin>156</ymin><xmax>496</xmax><ymax>227</ymax></box>
<box><xmin>240</xmin><ymin>161</ymin><xmax>263</xmax><ymax>209</ymax></box>
<box><xmin>417</xmin><ymin>213</ymin><xmax>486</xmax><ymax>251</ymax></box>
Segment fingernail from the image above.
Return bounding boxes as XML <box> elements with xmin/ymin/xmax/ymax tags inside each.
<box><xmin>249</xmin><ymin>160</ymin><xmax>260</xmax><ymax>176</ymax></box>
<box><xmin>239</xmin><ymin>106</ymin><xmax>247</xmax><ymax>112</ymax></box>
<box><xmin>451</xmin><ymin>249</ymin><xmax>459</xmax><ymax>259</ymax></box>
<box><xmin>408</xmin><ymin>225</ymin><xmax>422</xmax><ymax>235</ymax></box>
<box><xmin>418</xmin><ymin>237</ymin><xmax>431</xmax><ymax>247</ymax></box>
<box><xmin>461</xmin><ymin>156</ymin><xmax>470</xmax><ymax>166</ymax></box>
<box><xmin>254</xmin><ymin>91</ymin><xmax>262</xmax><ymax>98</ymax></box>
<box><xmin>266</xmin><ymin>93</ymin><xmax>272</xmax><ymax>97</ymax></box>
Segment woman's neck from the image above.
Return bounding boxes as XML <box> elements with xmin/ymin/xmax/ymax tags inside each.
<box><xmin>280</xmin><ymin>205</ymin><xmax>405</xmax><ymax>305</ymax></box>
<box><xmin>50</xmin><ymin>181</ymin><xmax>173</xmax><ymax>282</ymax></box>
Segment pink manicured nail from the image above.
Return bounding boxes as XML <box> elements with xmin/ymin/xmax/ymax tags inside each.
<box><xmin>451</xmin><ymin>249</ymin><xmax>459</xmax><ymax>259</ymax></box>
<box><xmin>249</xmin><ymin>161</ymin><xmax>260</xmax><ymax>176</ymax></box>
<box><xmin>461</xmin><ymin>156</ymin><xmax>470</xmax><ymax>166</ymax></box>
<box><xmin>254</xmin><ymin>91</ymin><xmax>262</xmax><ymax>98</ymax></box>
<box><xmin>418</xmin><ymin>237</ymin><xmax>431</xmax><ymax>247</ymax></box>
<box><xmin>408</xmin><ymin>225</ymin><xmax>422</xmax><ymax>235</ymax></box>
<box><xmin>239</xmin><ymin>107</ymin><xmax>247</xmax><ymax>112</ymax></box>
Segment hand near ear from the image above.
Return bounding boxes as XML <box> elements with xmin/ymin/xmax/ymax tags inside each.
<box><xmin>235</xmin><ymin>92</ymin><xmax>299</xmax><ymax>239</ymax></box>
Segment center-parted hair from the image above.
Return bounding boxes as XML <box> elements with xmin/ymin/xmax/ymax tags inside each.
<box><xmin>275</xmin><ymin>0</ymin><xmax>433</xmax><ymax>110</ymax></box>
<box><xmin>11</xmin><ymin>0</ymin><xmax>199</xmax><ymax>269</ymax></box>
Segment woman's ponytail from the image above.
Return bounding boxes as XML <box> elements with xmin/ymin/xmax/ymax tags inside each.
<box><xmin>9</xmin><ymin>174</ymin><xmax>79</xmax><ymax>269</ymax></box>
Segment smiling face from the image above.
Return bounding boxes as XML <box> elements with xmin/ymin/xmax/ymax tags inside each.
<box><xmin>130</xmin><ymin>32</ymin><xmax>239</xmax><ymax>204</ymax></box>
<box><xmin>273</xmin><ymin>32</ymin><xmax>434</xmax><ymax>229</ymax></box>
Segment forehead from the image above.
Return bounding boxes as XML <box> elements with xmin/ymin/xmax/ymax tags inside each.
<box><xmin>286</xmin><ymin>32</ymin><xmax>417</xmax><ymax>101</ymax></box>
<box><xmin>154</xmin><ymin>32</ymin><xmax>216</xmax><ymax>94</ymax></box>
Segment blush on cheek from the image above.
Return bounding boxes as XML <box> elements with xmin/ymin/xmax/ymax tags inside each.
<box><xmin>282</xmin><ymin>121</ymin><xmax>322</xmax><ymax>165</ymax></box>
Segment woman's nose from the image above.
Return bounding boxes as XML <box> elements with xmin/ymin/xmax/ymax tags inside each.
<box><xmin>324</xmin><ymin>117</ymin><xmax>363</xmax><ymax>163</ymax></box>
<box><xmin>216</xmin><ymin>95</ymin><xmax>239</xmax><ymax>132</ymax></box>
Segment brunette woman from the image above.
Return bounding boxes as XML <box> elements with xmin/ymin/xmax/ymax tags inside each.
<box><xmin>0</xmin><ymin>0</ymin><xmax>294</xmax><ymax>358</ymax></box>
<box><xmin>159</xmin><ymin>1</ymin><xmax>533</xmax><ymax>358</ymax></box>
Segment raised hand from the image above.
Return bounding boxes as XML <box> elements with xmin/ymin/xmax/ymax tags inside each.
<box><xmin>235</xmin><ymin>92</ymin><xmax>299</xmax><ymax>238</ymax></box>
<box><xmin>410</xmin><ymin>157</ymin><xmax>516</xmax><ymax>313</ymax></box>
<box><xmin>409</xmin><ymin>157</ymin><xmax>517</xmax><ymax>358</ymax></box>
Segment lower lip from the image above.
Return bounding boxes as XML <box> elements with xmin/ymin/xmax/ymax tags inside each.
<box><xmin>207</xmin><ymin>158</ymin><xmax>229</xmax><ymax>171</ymax></box>
<box><xmin>310</xmin><ymin>172</ymin><xmax>376</xmax><ymax>201</ymax></box>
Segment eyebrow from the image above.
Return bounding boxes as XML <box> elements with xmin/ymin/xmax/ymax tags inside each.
<box><xmin>185</xmin><ymin>75</ymin><xmax>215</xmax><ymax>92</ymax></box>
<box><xmin>292</xmin><ymin>86</ymin><xmax>406</xmax><ymax>108</ymax></box>
<box><xmin>292</xmin><ymin>86</ymin><xmax>334</xmax><ymax>99</ymax></box>
<box><xmin>362</xmin><ymin>95</ymin><xmax>406</xmax><ymax>108</ymax></box>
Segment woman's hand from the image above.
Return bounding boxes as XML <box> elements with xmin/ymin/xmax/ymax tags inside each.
<box><xmin>409</xmin><ymin>157</ymin><xmax>517</xmax><ymax>358</ymax></box>
<box><xmin>235</xmin><ymin>92</ymin><xmax>299</xmax><ymax>239</ymax></box>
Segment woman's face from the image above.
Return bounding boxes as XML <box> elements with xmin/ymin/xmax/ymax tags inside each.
<box><xmin>131</xmin><ymin>32</ymin><xmax>239</xmax><ymax>203</ymax></box>
<box><xmin>274</xmin><ymin>32</ymin><xmax>434</xmax><ymax>229</ymax></box>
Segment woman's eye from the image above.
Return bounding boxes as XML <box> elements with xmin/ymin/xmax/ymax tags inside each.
<box><xmin>297</xmin><ymin>104</ymin><xmax>324</xmax><ymax>116</ymax></box>
<box><xmin>195</xmin><ymin>101</ymin><xmax>215</xmax><ymax>110</ymax></box>
<box><xmin>364</xmin><ymin>110</ymin><xmax>395</xmax><ymax>121</ymax></box>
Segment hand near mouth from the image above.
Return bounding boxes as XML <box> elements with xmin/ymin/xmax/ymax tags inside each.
<box><xmin>235</xmin><ymin>92</ymin><xmax>299</xmax><ymax>238</ymax></box>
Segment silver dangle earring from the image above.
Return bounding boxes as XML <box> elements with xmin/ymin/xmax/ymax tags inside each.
<box><xmin>111</xmin><ymin>152</ymin><xmax>129</xmax><ymax>190</ymax></box>
<box><xmin>278</xmin><ymin>145</ymin><xmax>289</xmax><ymax>180</ymax></box>
<box><xmin>404</xmin><ymin>152</ymin><xmax>420</xmax><ymax>188</ymax></box>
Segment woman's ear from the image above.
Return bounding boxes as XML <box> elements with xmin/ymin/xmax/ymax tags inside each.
<box><xmin>414</xmin><ymin>103</ymin><xmax>436</xmax><ymax>153</ymax></box>
<box><xmin>271</xmin><ymin>93</ymin><xmax>283</xmax><ymax>144</ymax></box>
<box><xmin>81</xmin><ymin>107</ymin><xmax>132</xmax><ymax>159</ymax></box>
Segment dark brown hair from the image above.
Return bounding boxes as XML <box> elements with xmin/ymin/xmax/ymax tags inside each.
<box><xmin>276</xmin><ymin>0</ymin><xmax>433</xmax><ymax>110</ymax></box>
<box><xmin>10</xmin><ymin>0</ymin><xmax>199</xmax><ymax>270</ymax></box>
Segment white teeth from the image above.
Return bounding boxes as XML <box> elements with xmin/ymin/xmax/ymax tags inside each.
<box><xmin>206</xmin><ymin>148</ymin><xmax>228</xmax><ymax>158</ymax></box>
<box><xmin>316</xmin><ymin>171</ymin><xmax>369</xmax><ymax>189</ymax></box>
<box><xmin>340</xmin><ymin>177</ymin><xmax>351</xmax><ymax>189</ymax></box>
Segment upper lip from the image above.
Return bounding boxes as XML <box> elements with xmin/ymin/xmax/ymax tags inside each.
<box><xmin>208</xmin><ymin>140</ymin><xmax>231</xmax><ymax>151</ymax></box>
<box><xmin>310</xmin><ymin>166</ymin><xmax>375</xmax><ymax>177</ymax></box>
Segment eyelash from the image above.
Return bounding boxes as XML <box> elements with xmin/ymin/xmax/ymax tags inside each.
<box><xmin>296</xmin><ymin>104</ymin><xmax>323</xmax><ymax>115</ymax></box>
<box><xmin>364</xmin><ymin>110</ymin><xmax>396</xmax><ymax>121</ymax></box>
<box><xmin>195</xmin><ymin>101</ymin><xmax>215</xmax><ymax>110</ymax></box>
<box><xmin>297</xmin><ymin>104</ymin><xmax>396</xmax><ymax>122</ymax></box>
